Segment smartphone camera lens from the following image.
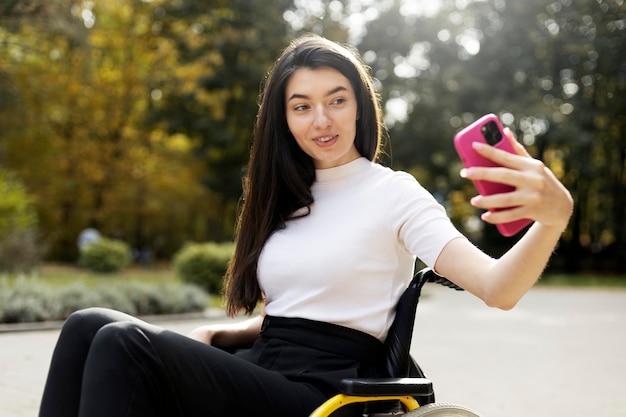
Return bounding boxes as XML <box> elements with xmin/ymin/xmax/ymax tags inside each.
<box><xmin>481</xmin><ymin>121</ymin><xmax>503</xmax><ymax>146</ymax></box>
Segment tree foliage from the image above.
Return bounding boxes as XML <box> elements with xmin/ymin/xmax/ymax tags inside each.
<box><xmin>0</xmin><ymin>169</ymin><xmax>44</xmax><ymax>272</ymax></box>
<box><xmin>150</xmin><ymin>0</ymin><xmax>294</xmax><ymax>236</ymax></box>
<box><xmin>0</xmin><ymin>0</ymin><xmax>623</xmax><ymax>272</ymax></box>
<box><xmin>0</xmin><ymin>0</ymin><xmax>292</xmax><ymax>260</ymax></box>
<box><xmin>357</xmin><ymin>0</ymin><xmax>625</xmax><ymax>271</ymax></box>
<box><xmin>0</xmin><ymin>169</ymin><xmax>37</xmax><ymax>236</ymax></box>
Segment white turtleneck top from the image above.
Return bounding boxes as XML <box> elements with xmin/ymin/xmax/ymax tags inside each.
<box><xmin>257</xmin><ymin>157</ymin><xmax>465</xmax><ymax>340</ymax></box>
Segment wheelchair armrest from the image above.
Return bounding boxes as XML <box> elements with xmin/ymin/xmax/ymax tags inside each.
<box><xmin>340</xmin><ymin>377</ymin><xmax>433</xmax><ymax>397</ymax></box>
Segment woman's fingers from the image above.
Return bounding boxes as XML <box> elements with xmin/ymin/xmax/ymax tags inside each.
<box><xmin>504</xmin><ymin>127</ymin><xmax>532</xmax><ymax>158</ymax></box>
<box><xmin>460</xmin><ymin>129</ymin><xmax>573</xmax><ymax>230</ymax></box>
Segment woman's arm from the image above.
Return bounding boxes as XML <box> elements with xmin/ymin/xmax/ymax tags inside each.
<box><xmin>187</xmin><ymin>313</ymin><xmax>264</xmax><ymax>348</ymax></box>
<box><xmin>435</xmin><ymin>128</ymin><xmax>573</xmax><ymax>310</ymax></box>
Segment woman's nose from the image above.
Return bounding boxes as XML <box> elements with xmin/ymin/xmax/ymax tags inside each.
<box><xmin>313</xmin><ymin>106</ymin><xmax>331</xmax><ymax>128</ymax></box>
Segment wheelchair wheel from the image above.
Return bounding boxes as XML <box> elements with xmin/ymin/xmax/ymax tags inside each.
<box><xmin>404</xmin><ymin>402</ymin><xmax>482</xmax><ymax>416</ymax></box>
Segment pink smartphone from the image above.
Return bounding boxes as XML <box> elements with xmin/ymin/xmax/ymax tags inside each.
<box><xmin>454</xmin><ymin>114</ymin><xmax>532</xmax><ymax>236</ymax></box>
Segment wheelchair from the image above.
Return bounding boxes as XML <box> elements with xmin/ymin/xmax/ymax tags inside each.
<box><xmin>308</xmin><ymin>268</ymin><xmax>482</xmax><ymax>417</ymax></box>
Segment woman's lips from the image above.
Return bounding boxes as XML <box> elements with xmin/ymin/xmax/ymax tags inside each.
<box><xmin>315</xmin><ymin>134</ymin><xmax>337</xmax><ymax>146</ymax></box>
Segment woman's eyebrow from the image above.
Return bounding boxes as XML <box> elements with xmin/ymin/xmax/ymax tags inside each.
<box><xmin>287</xmin><ymin>86</ymin><xmax>348</xmax><ymax>102</ymax></box>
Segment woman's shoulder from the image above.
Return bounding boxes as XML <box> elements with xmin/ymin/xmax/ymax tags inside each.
<box><xmin>368</xmin><ymin>162</ymin><xmax>424</xmax><ymax>191</ymax></box>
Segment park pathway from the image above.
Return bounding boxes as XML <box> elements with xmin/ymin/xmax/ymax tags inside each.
<box><xmin>1</xmin><ymin>284</ymin><xmax>625</xmax><ymax>417</ymax></box>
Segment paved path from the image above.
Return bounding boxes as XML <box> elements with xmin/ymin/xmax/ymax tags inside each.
<box><xmin>1</xmin><ymin>285</ymin><xmax>625</xmax><ymax>417</ymax></box>
<box><xmin>413</xmin><ymin>285</ymin><xmax>626</xmax><ymax>416</ymax></box>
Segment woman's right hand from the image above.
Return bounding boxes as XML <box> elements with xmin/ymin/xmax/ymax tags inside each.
<box><xmin>461</xmin><ymin>128</ymin><xmax>573</xmax><ymax>231</ymax></box>
<box><xmin>186</xmin><ymin>315</ymin><xmax>264</xmax><ymax>348</ymax></box>
<box><xmin>187</xmin><ymin>325</ymin><xmax>219</xmax><ymax>346</ymax></box>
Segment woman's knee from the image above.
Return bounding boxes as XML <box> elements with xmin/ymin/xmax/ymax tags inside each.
<box><xmin>61</xmin><ymin>307</ymin><xmax>136</xmax><ymax>342</ymax></box>
<box><xmin>93</xmin><ymin>320</ymin><xmax>140</xmax><ymax>342</ymax></box>
<box><xmin>87</xmin><ymin>321</ymin><xmax>161</xmax><ymax>373</ymax></box>
<box><xmin>62</xmin><ymin>307</ymin><xmax>113</xmax><ymax>334</ymax></box>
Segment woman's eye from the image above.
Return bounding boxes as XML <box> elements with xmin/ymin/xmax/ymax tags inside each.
<box><xmin>293</xmin><ymin>104</ymin><xmax>308</xmax><ymax>111</ymax></box>
<box><xmin>332</xmin><ymin>97</ymin><xmax>346</xmax><ymax>105</ymax></box>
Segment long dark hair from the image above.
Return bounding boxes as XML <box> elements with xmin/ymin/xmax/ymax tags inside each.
<box><xmin>224</xmin><ymin>34</ymin><xmax>386</xmax><ymax>316</ymax></box>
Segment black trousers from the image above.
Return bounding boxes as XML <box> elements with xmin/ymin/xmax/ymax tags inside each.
<box><xmin>38</xmin><ymin>308</ymin><xmax>383</xmax><ymax>417</ymax></box>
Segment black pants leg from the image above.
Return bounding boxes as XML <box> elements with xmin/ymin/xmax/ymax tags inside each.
<box><xmin>38</xmin><ymin>308</ymin><xmax>326</xmax><ymax>417</ymax></box>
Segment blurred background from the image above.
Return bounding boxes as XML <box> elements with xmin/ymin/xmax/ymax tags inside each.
<box><xmin>1</xmin><ymin>0</ymin><xmax>624</xmax><ymax>274</ymax></box>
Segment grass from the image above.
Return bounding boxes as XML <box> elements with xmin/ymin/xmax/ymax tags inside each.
<box><xmin>4</xmin><ymin>264</ymin><xmax>625</xmax><ymax>294</ymax></box>
<box><xmin>5</xmin><ymin>263</ymin><xmax>180</xmax><ymax>286</ymax></box>
<box><xmin>538</xmin><ymin>272</ymin><xmax>626</xmax><ymax>288</ymax></box>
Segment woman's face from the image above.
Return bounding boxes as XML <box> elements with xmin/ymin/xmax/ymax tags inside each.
<box><xmin>285</xmin><ymin>67</ymin><xmax>360</xmax><ymax>169</ymax></box>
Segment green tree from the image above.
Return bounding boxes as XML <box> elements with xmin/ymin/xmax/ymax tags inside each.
<box><xmin>0</xmin><ymin>169</ymin><xmax>43</xmax><ymax>271</ymax></box>
<box><xmin>0</xmin><ymin>169</ymin><xmax>37</xmax><ymax>237</ymax></box>
<box><xmin>0</xmin><ymin>0</ymin><xmax>298</xmax><ymax>260</ymax></box>
<box><xmin>532</xmin><ymin>0</ymin><xmax>626</xmax><ymax>272</ymax></box>
<box><xmin>0</xmin><ymin>0</ymin><xmax>221</xmax><ymax>260</ymax></box>
<box><xmin>358</xmin><ymin>0</ymin><xmax>625</xmax><ymax>271</ymax></box>
<box><xmin>151</xmin><ymin>0</ymin><xmax>296</xmax><ymax>239</ymax></box>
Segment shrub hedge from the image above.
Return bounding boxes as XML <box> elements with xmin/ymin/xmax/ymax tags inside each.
<box><xmin>79</xmin><ymin>237</ymin><xmax>132</xmax><ymax>273</ymax></box>
<box><xmin>0</xmin><ymin>277</ymin><xmax>209</xmax><ymax>324</ymax></box>
<box><xmin>173</xmin><ymin>241</ymin><xmax>235</xmax><ymax>294</ymax></box>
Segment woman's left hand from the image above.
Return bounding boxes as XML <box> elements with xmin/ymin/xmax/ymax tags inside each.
<box><xmin>460</xmin><ymin>128</ymin><xmax>573</xmax><ymax>232</ymax></box>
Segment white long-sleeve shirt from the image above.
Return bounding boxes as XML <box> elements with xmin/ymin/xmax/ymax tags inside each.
<box><xmin>258</xmin><ymin>157</ymin><xmax>465</xmax><ymax>340</ymax></box>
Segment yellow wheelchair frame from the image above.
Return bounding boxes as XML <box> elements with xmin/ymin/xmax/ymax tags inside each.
<box><xmin>307</xmin><ymin>268</ymin><xmax>482</xmax><ymax>417</ymax></box>
<box><xmin>310</xmin><ymin>382</ymin><xmax>421</xmax><ymax>416</ymax></box>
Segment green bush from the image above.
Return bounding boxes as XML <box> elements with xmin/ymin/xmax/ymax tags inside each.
<box><xmin>79</xmin><ymin>237</ymin><xmax>132</xmax><ymax>273</ymax></box>
<box><xmin>173</xmin><ymin>241</ymin><xmax>235</xmax><ymax>294</ymax></box>
<box><xmin>0</xmin><ymin>278</ymin><xmax>209</xmax><ymax>324</ymax></box>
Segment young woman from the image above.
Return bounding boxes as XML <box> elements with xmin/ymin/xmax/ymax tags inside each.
<box><xmin>39</xmin><ymin>34</ymin><xmax>572</xmax><ymax>417</ymax></box>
